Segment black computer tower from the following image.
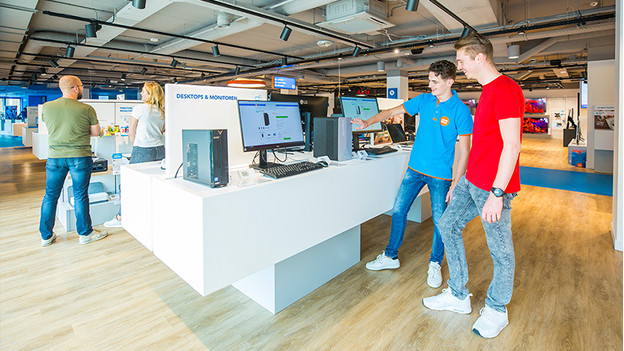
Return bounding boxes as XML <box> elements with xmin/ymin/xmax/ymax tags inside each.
<box><xmin>182</xmin><ymin>129</ymin><xmax>228</xmax><ymax>188</ymax></box>
<box><xmin>313</xmin><ymin>117</ymin><xmax>352</xmax><ymax>161</ymax></box>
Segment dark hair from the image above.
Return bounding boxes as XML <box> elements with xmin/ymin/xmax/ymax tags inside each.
<box><xmin>428</xmin><ymin>60</ymin><xmax>457</xmax><ymax>80</ymax></box>
<box><xmin>453</xmin><ymin>32</ymin><xmax>494</xmax><ymax>62</ymax></box>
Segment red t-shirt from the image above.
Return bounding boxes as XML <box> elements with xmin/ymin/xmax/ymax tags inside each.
<box><xmin>466</xmin><ymin>75</ymin><xmax>524</xmax><ymax>193</ymax></box>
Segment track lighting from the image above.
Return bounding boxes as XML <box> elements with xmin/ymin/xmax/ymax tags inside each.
<box><xmin>85</xmin><ymin>22</ymin><xmax>101</xmax><ymax>38</ymax></box>
<box><xmin>170</xmin><ymin>58</ymin><xmax>179</xmax><ymax>68</ymax></box>
<box><xmin>281</xmin><ymin>57</ymin><xmax>287</xmax><ymax>66</ymax></box>
<box><xmin>212</xmin><ymin>45</ymin><xmax>220</xmax><ymax>57</ymax></box>
<box><xmin>121</xmin><ymin>73</ymin><xmax>126</xmax><ymax>81</ymax></box>
<box><xmin>280</xmin><ymin>25</ymin><xmax>292</xmax><ymax>41</ymax></box>
<box><xmin>405</xmin><ymin>0</ymin><xmax>419</xmax><ymax>11</ymax></box>
<box><xmin>507</xmin><ymin>44</ymin><xmax>520</xmax><ymax>59</ymax></box>
<box><xmin>460</xmin><ymin>26</ymin><xmax>471</xmax><ymax>38</ymax></box>
<box><xmin>65</xmin><ymin>45</ymin><xmax>74</xmax><ymax>58</ymax></box>
<box><xmin>132</xmin><ymin>0</ymin><xmax>146</xmax><ymax>9</ymax></box>
<box><xmin>377</xmin><ymin>61</ymin><xmax>385</xmax><ymax>72</ymax></box>
<box><xmin>352</xmin><ymin>46</ymin><xmax>361</xmax><ymax>57</ymax></box>
<box><xmin>49</xmin><ymin>59</ymin><xmax>59</xmax><ymax>68</ymax></box>
<box><xmin>234</xmin><ymin>66</ymin><xmax>240</xmax><ymax>75</ymax></box>
<box><xmin>139</xmin><ymin>67</ymin><xmax>147</xmax><ymax>75</ymax></box>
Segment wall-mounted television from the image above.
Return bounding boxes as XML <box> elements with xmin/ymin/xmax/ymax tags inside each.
<box><xmin>525</xmin><ymin>98</ymin><xmax>546</xmax><ymax>114</ymax></box>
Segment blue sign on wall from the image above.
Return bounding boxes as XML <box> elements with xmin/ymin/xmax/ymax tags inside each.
<box><xmin>387</xmin><ymin>88</ymin><xmax>398</xmax><ymax>99</ymax></box>
<box><xmin>273</xmin><ymin>76</ymin><xmax>296</xmax><ymax>90</ymax></box>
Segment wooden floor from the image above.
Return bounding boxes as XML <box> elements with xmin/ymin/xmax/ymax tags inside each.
<box><xmin>1</xmin><ymin>139</ymin><xmax>621</xmax><ymax>350</ymax></box>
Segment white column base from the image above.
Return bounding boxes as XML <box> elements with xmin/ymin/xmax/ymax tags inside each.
<box><xmin>232</xmin><ymin>226</ymin><xmax>360</xmax><ymax>314</ymax></box>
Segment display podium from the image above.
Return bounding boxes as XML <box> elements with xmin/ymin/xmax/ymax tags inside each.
<box><xmin>121</xmin><ymin>151</ymin><xmax>432</xmax><ymax>313</ymax></box>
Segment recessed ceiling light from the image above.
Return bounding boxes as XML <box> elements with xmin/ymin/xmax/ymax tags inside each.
<box><xmin>317</xmin><ymin>40</ymin><xmax>333</xmax><ymax>47</ymax></box>
<box><xmin>394</xmin><ymin>48</ymin><xmax>400</xmax><ymax>54</ymax></box>
<box><xmin>150</xmin><ymin>38</ymin><xmax>159</xmax><ymax>42</ymax></box>
<box><xmin>589</xmin><ymin>1</ymin><xmax>599</xmax><ymax>7</ymax></box>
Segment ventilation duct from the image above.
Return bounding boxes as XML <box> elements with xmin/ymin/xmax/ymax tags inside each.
<box><xmin>316</xmin><ymin>0</ymin><xmax>394</xmax><ymax>34</ymax></box>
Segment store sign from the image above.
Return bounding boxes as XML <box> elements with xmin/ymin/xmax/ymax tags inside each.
<box><xmin>273</xmin><ymin>76</ymin><xmax>296</xmax><ymax>90</ymax></box>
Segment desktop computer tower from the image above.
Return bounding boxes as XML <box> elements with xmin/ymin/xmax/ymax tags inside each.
<box><xmin>182</xmin><ymin>129</ymin><xmax>228</xmax><ymax>188</ymax></box>
<box><xmin>313</xmin><ymin>117</ymin><xmax>352</xmax><ymax>161</ymax></box>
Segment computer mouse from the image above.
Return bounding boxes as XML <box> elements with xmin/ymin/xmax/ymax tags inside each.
<box><xmin>317</xmin><ymin>160</ymin><xmax>329</xmax><ymax>167</ymax></box>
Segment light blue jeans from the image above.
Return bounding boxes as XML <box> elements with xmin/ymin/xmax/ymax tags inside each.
<box><xmin>385</xmin><ymin>168</ymin><xmax>451</xmax><ymax>264</ymax></box>
<box><xmin>439</xmin><ymin>175</ymin><xmax>516</xmax><ymax>313</ymax></box>
<box><xmin>40</xmin><ymin>157</ymin><xmax>94</xmax><ymax>238</ymax></box>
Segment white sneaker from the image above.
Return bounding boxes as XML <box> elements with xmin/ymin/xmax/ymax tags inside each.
<box><xmin>79</xmin><ymin>228</ymin><xmax>108</xmax><ymax>245</ymax></box>
<box><xmin>422</xmin><ymin>288</ymin><xmax>472</xmax><ymax>314</ymax></box>
<box><xmin>104</xmin><ymin>214</ymin><xmax>122</xmax><ymax>228</ymax></box>
<box><xmin>41</xmin><ymin>233</ymin><xmax>56</xmax><ymax>247</ymax></box>
<box><xmin>472</xmin><ymin>306</ymin><xmax>509</xmax><ymax>338</ymax></box>
<box><xmin>365</xmin><ymin>252</ymin><xmax>400</xmax><ymax>271</ymax></box>
<box><xmin>427</xmin><ymin>261</ymin><xmax>442</xmax><ymax>288</ymax></box>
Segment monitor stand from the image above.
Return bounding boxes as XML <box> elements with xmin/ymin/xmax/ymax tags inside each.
<box><xmin>251</xmin><ymin>150</ymin><xmax>279</xmax><ymax>170</ymax></box>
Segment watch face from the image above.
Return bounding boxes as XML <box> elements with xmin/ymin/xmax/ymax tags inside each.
<box><xmin>492</xmin><ymin>188</ymin><xmax>504</xmax><ymax>197</ymax></box>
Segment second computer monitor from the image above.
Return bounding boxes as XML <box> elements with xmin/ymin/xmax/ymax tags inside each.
<box><xmin>339</xmin><ymin>96</ymin><xmax>382</xmax><ymax>133</ymax></box>
<box><xmin>237</xmin><ymin>100</ymin><xmax>305</xmax><ymax>152</ymax></box>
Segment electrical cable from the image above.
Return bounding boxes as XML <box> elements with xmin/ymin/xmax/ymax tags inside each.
<box><xmin>174</xmin><ymin>163</ymin><xmax>183</xmax><ymax>178</ymax></box>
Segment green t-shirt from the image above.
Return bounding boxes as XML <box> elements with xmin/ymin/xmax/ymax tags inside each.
<box><xmin>42</xmin><ymin>98</ymin><xmax>99</xmax><ymax>158</ymax></box>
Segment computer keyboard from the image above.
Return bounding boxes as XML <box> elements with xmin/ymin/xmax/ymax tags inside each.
<box><xmin>259</xmin><ymin>161</ymin><xmax>324</xmax><ymax>179</ymax></box>
<box><xmin>365</xmin><ymin>145</ymin><xmax>398</xmax><ymax>156</ymax></box>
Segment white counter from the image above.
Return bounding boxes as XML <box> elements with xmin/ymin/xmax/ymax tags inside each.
<box><xmin>121</xmin><ymin>151</ymin><xmax>432</xmax><ymax>313</ymax></box>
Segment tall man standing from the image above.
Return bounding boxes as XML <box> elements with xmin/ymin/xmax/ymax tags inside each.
<box><xmin>422</xmin><ymin>34</ymin><xmax>523</xmax><ymax>339</ymax></box>
<box><xmin>40</xmin><ymin>75</ymin><xmax>108</xmax><ymax>246</ymax></box>
<box><xmin>353</xmin><ymin>60</ymin><xmax>473</xmax><ymax>288</ymax></box>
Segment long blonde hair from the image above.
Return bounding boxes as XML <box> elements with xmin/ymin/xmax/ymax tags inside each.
<box><xmin>143</xmin><ymin>81</ymin><xmax>165</xmax><ymax>119</ymax></box>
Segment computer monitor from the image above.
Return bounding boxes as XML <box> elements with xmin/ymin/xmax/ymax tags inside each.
<box><xmin>386</xmin><ymin>123</ymin><xmax>408</xmax><ymax>143</ymax></box>
<box><xmin>270</xmin><ymin>93</ymin><xmax>329</xmax><ymax>151</ymax></box>
<box><xmin>339</xmin><ymin>96</ymin><xmax>383</xmax><ymax>133</ymax></box>
<box><xmin>237</xmin><ymin>100</ymin><xmax>305</xmax><ymax>169</ymax></box>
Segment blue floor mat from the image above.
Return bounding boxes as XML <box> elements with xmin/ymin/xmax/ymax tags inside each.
<box><xmin>520</xmin><ymin>166</ymin><xmax>612</xmax><ymax>196</ymax></box>
<box><xmin>0</xmin><ymin>135</ymin><xmax>24</xmax><ymax>148</ymax></box>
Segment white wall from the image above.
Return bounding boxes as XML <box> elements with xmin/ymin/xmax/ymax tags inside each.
<box><xmin>587</xmin><ymin>60</ymin><xmax>616</xmax><ymax>169</ymax></box>
<box><xmin>163</xmin><ymin>84</ymin><xmax>267</xmax><ymax>177</ymax></box>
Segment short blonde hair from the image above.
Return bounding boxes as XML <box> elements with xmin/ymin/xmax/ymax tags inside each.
<box><xmin>143</xmin><ymin>81</ymin><xmax>165</xmax><ymax>119</ymax></box>
<box><xmin>454</xmin><ymin>33</ymin><xmax>494</xmax><ymax>62</ymax></box>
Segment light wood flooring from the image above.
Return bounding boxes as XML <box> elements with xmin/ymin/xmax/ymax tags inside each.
<box><xmin>1</xmin><ymin>139</ymin><xmax>621</xmax><ymax>350</ymax></box>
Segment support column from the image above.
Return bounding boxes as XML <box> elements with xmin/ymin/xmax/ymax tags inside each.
<box><xmin>386</xmin><ymin>70</ymin><xmax>409</xmax><ymax>101</ymax></box>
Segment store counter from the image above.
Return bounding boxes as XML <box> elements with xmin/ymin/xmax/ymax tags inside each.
<box><xmin>121</xmin><ymin>151</ymin><xmax>431</xmax><ymax>313</ymax></box>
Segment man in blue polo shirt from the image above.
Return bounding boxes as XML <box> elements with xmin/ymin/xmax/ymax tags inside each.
<box><xmin>352</xmin><ymin>60</ymin><xmax>473</xmax><ymax>288</ymax></box>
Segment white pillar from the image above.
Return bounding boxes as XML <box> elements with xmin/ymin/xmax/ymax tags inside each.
<box><xmin>386</xmin><ymin>70</ymin><xmax>409</xmax><ymax>101</ymax></box>
<box><xmin>612</xmin><ymin>0</ymin><xmax>623</xmax><ymax>251</ymax></box>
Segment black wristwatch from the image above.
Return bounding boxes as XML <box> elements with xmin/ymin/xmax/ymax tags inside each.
<box><xmin>491</xmin><ymin>187</ymin><xmax>505</xmax><ymax>197</ymax></box>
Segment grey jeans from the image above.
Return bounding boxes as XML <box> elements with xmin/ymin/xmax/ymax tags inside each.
<box><xmin>439</xmin><ymin>175</ymin><xmax>516</xmax><ymax>312</ymax></box>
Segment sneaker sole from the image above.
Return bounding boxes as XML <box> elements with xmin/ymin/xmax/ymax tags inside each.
<box><xmin>41</xmin><ymin>235</ymin><xmax>56</xmax><ymax>247</ymax></box>
<box><xmin>421</xmin><ymin>300</ymin><xmax>472</xmax><ymax>314</ymax></box>
<box><xmin>427</xmin><ymin>280</ymin><xmax>442</xmax><ymax>288</ymax></box>
<box><xmin>79</xmin><ymin>233</ymin><xmax>108</xmax><ymax>245</ymax></box>
<box><xmin>472</xmin><ymin>320</ymin><xmax>508</xmax><ymax>339</ymax></box>
<box><xmin>366</xmin><ymin>264</ymin><xmax>400</xmax><ymax>271</ymax></box>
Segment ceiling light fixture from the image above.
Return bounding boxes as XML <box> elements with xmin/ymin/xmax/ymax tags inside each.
<box><xmin>377</xmin><ymin>61</ymin><xmax>385</xmax><ymax>72</ymax></box>
<box><xmin>226</xmin><ymin>78</ymin><xmax>267</xmax><ymax>88</ymax></box>
<box><xmin>281</xmin><ymin>57</ymin><xmax>287</xmax><ymax>66</ymax></box>
<box><xmin>85</xmin><ymin>22</ymin><xmax>102</xmax><ymax>38</ymax></box>
<box><xmin>170</xmin><ymin>58</ymin><xmax>179</xmax><ymax>68</ymax></box>
<box><xmin>280</xmin><ymin>25</ymin><xmax>292</xmax><ymax>41</ymax></box>
<box><xmin>507</xmin><ymin>44</ymin><xmax>520</xmax><ymax>59</ymax></box>
<box><xmin>394</xmin><ymin>48</ymin><xmax>400</xmax><ymax>54</ymax></box>
<box><xmin>212</xmin><ymin>45</ymin><xmax>220</xmax><ymax>57</ymax></box>
<box><xmin>234</xmin><ymin>66</ymin><xmax>240</xmax><ymax>75</ymax></box>
<box><xmin>140</xmin><ymin>67</ymin><xmax>147</xmax><ymax>75</ymax></box>
<box><xmin>352</xmin><ymin>46</ymin><xmax>361</xmax><ymax>57</ymax></box>
<box><xmin>65</xmin><ymin>45</ymin><xmax>75</xmax><ymax>58</ymax></box>
<box><xmin>132</xmin><ymin>0</ymin><xmax>146</xmax><ymax>9</ymax></box>
<box><xmin>405</xmin><ymin>0</ymin><xmax>419</xmax><ymax>11</ymax></box>
<box><xmin>121</xmin><ymin>73</ymin><xmax>126</xmax><ymax>81</ymax></box>
<box><xmin>317</xmin><ymin>40</ymin><xmax>332</xmax><ymax>47</ymax></box>
<box><xmin>49</xmin><ymin>59</ymin><xmax>59</xmax><ymax>68</ymax></box>
<box><xmin>411</xmin><ymin>48</ymin><xmax>424</xmax><ymax>55</ymax></box>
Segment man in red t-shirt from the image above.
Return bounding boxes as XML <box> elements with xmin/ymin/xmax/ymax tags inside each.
<box><xmin>422</xmin><ymin>33</ymin><xmax>523</xmax><ymax>339</ymax></box>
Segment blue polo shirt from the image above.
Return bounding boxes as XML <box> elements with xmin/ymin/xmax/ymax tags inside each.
<box><xmin>402</xmin><ymin>90</ymin><xmax>473</xmax><ymax>180</ymax></box>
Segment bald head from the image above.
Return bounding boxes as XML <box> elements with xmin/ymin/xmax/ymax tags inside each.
<box><xmin>59</xmin><ymin>75</ymin><xmax>83</xmax><ymax>99</ymax></box>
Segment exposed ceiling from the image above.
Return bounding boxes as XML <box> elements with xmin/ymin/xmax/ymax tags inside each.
<box><xmin>0</xmin><ymin>0</ymin><xmax>616</xmax><ymax>94</ymax></box>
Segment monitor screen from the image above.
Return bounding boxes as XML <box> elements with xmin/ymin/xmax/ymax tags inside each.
<box><xmin>237</xmin><ymin>100</ymin><xmax>305</xmax><ymax>152</ymax></box>
<box><xmin>270</xmin><ymin>93</ymin><xmax>329</xmax><ymax>124</ymax></box>
<box><xmin>339</xmin><ymin>96</ymin><xmax>382</xmax><ymax>132</ymax></box>
<box><xmin>580</xmin><ymin>81</ymin><xmax>588</xmax><ymax>109</ymax></box>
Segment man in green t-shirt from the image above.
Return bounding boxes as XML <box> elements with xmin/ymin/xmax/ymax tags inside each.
<box><xmin>40</xmin><ymin>75</ymin><xmax>108</xmax><ymax>246</ymax></box>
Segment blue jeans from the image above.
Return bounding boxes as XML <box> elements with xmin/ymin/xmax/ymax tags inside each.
<box><xmin>385</xmin><ymin>168</ymin><xmax>451</xmax><ymax>264</ymax></box>
<box><xmin>129</xmin><ymin>145</ymin><xmax>165</xmax><ymax>164</ymax></box>
<box><xmin>439</xmin><ymin>175</ymin><xmax>516</xmax><ymax>313</ymax></box>
<box><xmin>40</xmin><ymin>157</ymin><xmax>94</xmax><ymax>238</ymax></box>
